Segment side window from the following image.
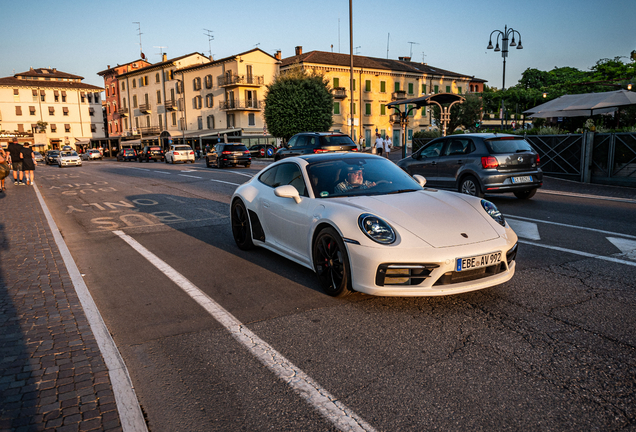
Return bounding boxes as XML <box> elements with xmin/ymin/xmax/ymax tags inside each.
<box><xmin>292</xmin><ymin>136</ymin><xmax>307</xmax><ymax>148</ymax></box>
<box><xmin>308</xmin><ymin>137</ymin><xmax>317</xmax><ymax>147</ymax></box>
<box><xmin>273</xmin><ymin>163</ymin><xmax>307</xmax><ymax>196</ymax></box>
<box><xmin>287</xmin><ymin>136</ymin><xmax>298</xmax><ymax>148</ymax></box>
<box><xmin>259</xmin><ymin>166</ymin><xmax>279</xmax><ymax>187</ymax></box>
<box><xmin>443</xmin><ymin>139</ymin><xmax>474</xmax><ymax>156</ymax></box>
<box><xmin>420</xmin><ymin>141</ymin><xmax>444</xmax><ymax>158</ymax></box>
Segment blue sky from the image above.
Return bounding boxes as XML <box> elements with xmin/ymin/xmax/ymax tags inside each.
<box><xmin>1</xmin><ymin>0</ymin><xmax>634</xmax><ymax>89</ymax></box>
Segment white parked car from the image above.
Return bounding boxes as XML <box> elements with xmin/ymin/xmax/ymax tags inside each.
<box><xmin>81</xmin><ymin>149</ymin><xmax>102</xmax><ymax>160</ymax></box>
<box><xmin>58</xmin><ymin>151</ymin><xmax>82</xmax><ymax>168</ymax></box>
<box><xmin>33</xmin><ymin>151</ymin><xmax>44</xmax><ymax>163</ymax></box>
<box><xmin>231</xmin><ymin>153</ymin><xmax>518</xmax><ymax>297</ymax></box>
<box><xmin>165</xmin><ymin>145</ymin><xmax>195</xmax><ymax>164</ymax></box>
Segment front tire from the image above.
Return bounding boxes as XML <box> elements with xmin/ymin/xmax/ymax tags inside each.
<box><xmin>514</xmin><ymin>188</ymin><xmax>537</xmax><ymax>200</ymax></box>
<box><xmin>231</xmin><ymin>199</ymin><xmax>254</xmax><ymax>250</ymax></box>
<box><xmin>313</xmin><ymin>227</ymin><xmax>352</xmax><ymax>297</ymax></box>
<box><xmin>459</xmin><ymin>175</ymin><xmax>484</xmax><ymax>198</ymax></box>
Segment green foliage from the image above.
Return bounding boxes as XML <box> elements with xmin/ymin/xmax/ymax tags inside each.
<box><xmin>36</xmin><ymin>121</ymin><xmax>48</xmax><ymax>133</ymax></box>
<box><xmin>264</xmin><ymin>65</ymin><xmax>334</xmax><ymax>140</ymax></box>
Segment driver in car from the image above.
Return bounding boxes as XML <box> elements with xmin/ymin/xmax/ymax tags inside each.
<box><xmin>334</xmin><ymin>166</ymin><xmax>376</xmax><ymax>193</ymax></box>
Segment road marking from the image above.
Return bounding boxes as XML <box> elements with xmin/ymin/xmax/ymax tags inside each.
<box><xmin>507</xmin><ymin>219</ymin><xmax>541</xmax><ymax>240</ymax></box>
<box><xmin>130</xmin><ymin>167</ymin><xmax>151</xmax><ymax>172</ymax></box>
<box><xmin>112</xmin><ymin>230</ymin><xmax>375</xmax><ymax>432</ymax></box>
<box><xmin>33</xmin><ymin>185</ymin><xmax>147</xmax><ymax>432</ymax></box>
<box><xmin>607</xmin><ymin>237</ymin><xmax>636</xmax><ymax>260</ymax></box>
<box><xmin>518</xmin><ymin>240</ymin><xmax>636</xmax><ymax>267</ymax></box>
<box><xmin>179</xmin><ymin>174</ymin><xmax>203</xmax><ymax>179</ymax></box>
<box><xmin>537</xmin><ymin>189</ymin><xmax>636</xmax><ymax>204</ymax></box>
<box><xmin>506</xmin><ymin>215</ymin><xmax>636</xmax><ymax>240</ymax></box>
<box><xmin>210</xmin><ymin>179</ymin><xmax>241</xmax><ymax>186</ymax></box>
<box><xmin>225</xmin><ymin>171</ymin><xmax>254</xmax><ymax>178</ymax></box>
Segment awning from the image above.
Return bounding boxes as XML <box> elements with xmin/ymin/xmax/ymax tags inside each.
<box><xmin>74</xmin><ymin>139</ymin><xmax>90</xmax><ymax>146</ymax></box>
<box><xmin>524</xmin><ymin>89</ymin><xmax>636</xmax><ymax>118</ymax></box>
<box><xmin>121</xmin><ymin>139</ymin><xmax>141</xmax><ymax>146</ymax></box>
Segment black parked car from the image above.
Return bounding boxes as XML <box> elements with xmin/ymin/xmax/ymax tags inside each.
<box><xmin>397</xmin><ymin>133</ymin><xmax>543</xmax><ymax>199</ymax></box>
<box><xmin>138</xmin><ymin>145</ymin><xmax>164</xmax><ymax>162</ymax></box>
<box><xmin>274</xmin><ymin>132</ymin><xmax>357</xmax><ymax>161</ymax></box>
<box><xmin>249</xmin><ymin>144</ymin><xmax>276</xmax><ymax>158</ymax></box>
<box><xmin>45</xmin><ymin>150</ymin><xmax>60</xmax><ymax>165</ymax></box>
<box><xmin>206</xmin><ymin>144</ymin><xmax>251</xmax><ymax>168</ymax></box>
<box><xmin>117</xmin><ymin>148</ymin><xmax>138</xmax><ymax>162</ymax></box>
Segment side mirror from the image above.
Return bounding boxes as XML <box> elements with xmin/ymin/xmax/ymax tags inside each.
<box><xmin>274</xmin><ymin>185</ymin><xmax>302</xmax><ymax>203</ymax></box>
<box><xmin>413</xmin><ymin>174</ymin><xmax>427</xmax><ymax>187</ymax></box>
<box><xmin>412</xmin><ymin>153</ymin><xmax>422</xmax><ymax>160</ymax></box>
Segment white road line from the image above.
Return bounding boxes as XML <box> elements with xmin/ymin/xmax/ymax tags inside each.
<box><xmin>506</xmin><ymin>215</ymin><xmax>636</xmax><ymax>240</ymax></box>
<box><xmin>224</xmin><ymin>171</ymin><xmax>254</xmax><ymax>178</ymax></box>
<box><xmin>179</xmin><ymin>174</ymin><xmax>203</xmax><ymax>179</ymax></box>
<box><xmin>537</xmin><ymin>189</ymin><xmax>636</xmax><ymax>204</ymax></box>
<box><xmin>210</xmin><ymin>179</ymin><xmax>241</xmax><ymax>186</ymax></box>
<box><xmin>518</xmin><ymin>240</ymin><xmax>636</xmax><ymax>267</ymax></box>
<box><xmin>130</xmin><ymin>167</ymin><xmax>151</xmax><ymax>172</ymax></box>
<box><xmin>112</xmin><ymin>230</ymin><xmax>376</xmax><ymax>432</ymax></box>
<box><xmin>33</xmin><ymin>186</ymin><xmax>147</xmax><ymax>432</ymax></box>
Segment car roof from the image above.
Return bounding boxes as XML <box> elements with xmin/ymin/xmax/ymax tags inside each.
<box><xmin>442</xmin><ymin>133</ymin><xmax>522</xmax><ymax>140</ymax></box>
<box><xmin>295</xmin><ymin>132</ymin><xmax>350</xmax><ymax>137</ymax></box>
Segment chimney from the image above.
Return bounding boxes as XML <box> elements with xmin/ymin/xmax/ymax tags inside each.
<box><xmin>162</xmin><ymin>53</ymin><xmax>167</xmax><ymax>62</ymax></box>
<box><xmin>295</xmin><ymin>46</ymin><xmax>302</xmax><ymax>56</ymax></box>
<box><xmin>275</xmin><ymin>50</ymin><xmax>281</xmax><ymax>60</ymax></box>
<box><xmin>398</xmin><ymin>56</ymin><xmax>411</xmax><ymax>62</ymax></box>
<box><xmin>107</xmin><ymin>65</ymin><xmax>110</xmax><ymax>69</ymax></box>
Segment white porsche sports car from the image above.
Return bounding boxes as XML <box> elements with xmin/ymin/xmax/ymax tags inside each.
<box><xmin>231</xmin><ymin>153</ymin><xmax>518</xmax><ymax>297</ymax></box>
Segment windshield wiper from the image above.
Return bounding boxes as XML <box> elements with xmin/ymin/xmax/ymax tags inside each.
<box><xmin>386</xmin><ymin>189</ymin><xmax>419</xmax><ymax>195</ymax></box>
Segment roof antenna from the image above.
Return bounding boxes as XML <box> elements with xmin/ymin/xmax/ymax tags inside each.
<box><xmin>133</xmin><ymin>22</ymin><xmax>145</xmax><ymax>60</ymax></box>
<box><xmin>204</xmin><ymin>29</ymin><xmax>214</xmax><ymax>58</ymax></box>
<box><xmin>154</xmin><ymin>46</ymin><xmax>167</xmax><ymax>58</ymax></box>
<box><xmin>387</xmin><ymin>33</ymin><xmax>390</xmax><ymax>59</ymax></box>
<box><xmin>408</xmin><ymin>41</ymin><xmax>420</xmax><ymax>59</ymax></box>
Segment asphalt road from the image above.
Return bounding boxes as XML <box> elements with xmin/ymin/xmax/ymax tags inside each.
<box><xmin>36</xmin><ymin>158</ymin><xmax>636</xmax><ymax>431</ymax></box>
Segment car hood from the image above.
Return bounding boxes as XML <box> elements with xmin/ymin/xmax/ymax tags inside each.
<box><xmin>339</xmin><ymin>191</ymin><xmax>500</xmax><ymax>247</ymax></box>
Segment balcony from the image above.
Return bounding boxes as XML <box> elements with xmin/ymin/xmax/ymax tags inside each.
<box><xmin>164</xmin><ymin>99</ymin><xmax>178</xmax><ymax>111</ymax></box>
<box><xmin>139</xmin><ymin>103</ymin><xmax>151</xmax><ymax>113</ymax></box>
<box><xmin>118</xmin><ymin>107</ymin><xmax>129</xmax><ymax>117</ymax></box>
<box><xmin>217</xmin><ymin>75</ymin><xmax>264</xmax><ymax>87</ymax></box>
<box><xmin>332</xmin><ymin>87</ymin><xmax>347</xmax><ymax>99</ymax></box>
<box><xmin>220</xmin><ymin>99</ymin><xmax>263</xmax><ymax>110</ymax></box>
<box><xmin>391</xmin><ymin>90</ymin><xmax>407</xmax><ymax>101</ymax></box>
<box><xmin>139</xmin><ymin>126</ymin><xmax>161</xmax><ymax>136</ymax></box>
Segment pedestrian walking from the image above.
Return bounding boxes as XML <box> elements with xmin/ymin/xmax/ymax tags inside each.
<box><xmin>358</xmin><ymin>136</ymin><xmax>365</xmax><ymax>152</ymax></box>
<box><xmin>374</xmin><ymin>134</ymin><xmax>384</xmax><ymax>157</ymax></box>
<box><xmin>7</xmin><ymin>139</ymin><xmax>24</xmax><ymax>185</ymax></box>
<box><xmin>0</xmin><ymin>146</ymin><xmax>9</xmax><ymax>192</ymax></box>
<box><xmin>21</xmin><ymin>142</ymin><xmax>37</xmax><ymax>186</ymax></box>
<box><xmin>384</xmin><ymin>136</ymin><xmax>392</xmax><ymax>158</ymax></box>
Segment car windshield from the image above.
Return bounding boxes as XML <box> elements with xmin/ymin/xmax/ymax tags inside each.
<box><xmin>62</xmin><ymin>152</ymin><xmax>78</xmax><ymax>157</ymax></box>
<box><xmin>224</xmin><ymin>145</ymin><xmax>247</xmax><ymax>151</ymax></box>
<box><xmin>306</xmin><ymin>157</ymin><xmax>423</xmax><ymax>198</ymax></box>
<box><xmin>174</xmin><ymin>146</ymin><xmax>191</xmax><ymax>151</ymax></box>
<box><xmin>485</xmin><ymin>138</ymin><xmax>534</xmax><ymax>154</ymax></box>
<box><xmin>319</xmin><ymin>135</ymin><xmax>355</xmax><ymax>146</ymax></box>
<box><xmin>89</xmin><ymin>150</ymin><xmax>99</xmax><ymax>153</ymax></box>
<box><xmin>49</xmin><ymin>151</ymin><xmax>59</xmax><ymax>155</ymax></box>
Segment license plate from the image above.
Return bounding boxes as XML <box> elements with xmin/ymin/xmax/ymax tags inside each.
<box><xmin>456</xmin><ymin>251</ymin><xmax>502</xmax><ymax>272</ymax></box>
<box><xmin>512</xmin><ymin>175</ymin><xmax>532</xmax><ymax>183</ymax></box>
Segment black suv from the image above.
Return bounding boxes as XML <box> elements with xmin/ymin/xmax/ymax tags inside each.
<box><xmin>138</xmin><ymin>145</ymin><xmax>165</xmax><ymax>162</ymax></box>
<box><xmin>45</xmin><ymin>150</ymin><xmax>60</xmax><ymax>165</ymax></box>
<box><xmin>206</xmin><ymin>144</ymin><xmax>251</xmax><ymax>168</ymax></box>
<box><xmin>397</xmin><ymin>133</ymin><xmax>543</xmax><ymax>199</ymax></box>
<box><xmin>274</xmin><ymin>132</ymin><xmax>357</xmax><ymax>161</ymax></box>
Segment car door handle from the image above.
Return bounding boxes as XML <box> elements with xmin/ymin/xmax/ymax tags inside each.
<box><xmin>430</xmin><ymin>161</ymin><xmax>437</xmax><ymax>166</ymax></box>
<box><xmin>262</xmin><ymin>200</ymin><xmax>270</xmax><ymax>208</ymax></box>
<box><xmin>457</xmin><ymin>160</ymin><xmax>463</xmax><ymax>164</ymax></box>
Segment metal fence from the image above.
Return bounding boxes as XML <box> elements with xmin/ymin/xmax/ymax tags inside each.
<box><xmin>525</xmin><ymin>132</ymin><xmax>636</xmax><ymax>187</ymax></box>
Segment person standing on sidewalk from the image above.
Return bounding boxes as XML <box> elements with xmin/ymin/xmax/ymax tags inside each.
<box><xmin>0</xmin><ymin>146</ymin><xmax>9</xmax><ymax>192</ymax></box>
<box><xmin>374</xmin><ymin>134</ymin><xmax>384</xmax><ymax>157</ymax></box>
<box><xmin>7</xmin><ymin>139</ymin><xmax>24</xmax><ymax>185</ymax></box>
<box><xmin>384</xmin><ymin>136</ymin><xmax>392</xmax><ymax>158</ymax></box>
<box><xmin>21</xmin><ymin>142</ymin><xmax>37</xmax><ymax>185</ymax></box>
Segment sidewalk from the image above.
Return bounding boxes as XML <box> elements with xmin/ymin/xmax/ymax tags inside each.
<box><xmin>0</xmin><ymin>182</ymin><xmax>123</xmax><ymax>432</ymax></box>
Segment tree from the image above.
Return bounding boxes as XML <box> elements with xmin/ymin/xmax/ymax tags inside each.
<box><xmin>36</xmin><ymin>121</ymin><xmax>48</xmax><ymax>133</ymax></box>
<box><xmin>264</xmin><ymin>65</ymin><xmax>334</xmax><ymax>141</ymax></box>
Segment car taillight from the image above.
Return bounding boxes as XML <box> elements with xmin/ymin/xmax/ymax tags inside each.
<box><xmin>352</xmin><ymin>148</ymin><xmax>359</xmax><ymax>152</ymax></box>
<box><xmin>244</xmin><ymin>150</ymin><xmax>250</xmax><ymax>154</ymax></box>
<box><xmin>481</xmin><ymin>156</ymin><xmax>499</xmax><ymax>169</ymax></box>
<box><xmin>536</xmin><ymin>154</ymin><xmax>540</xmax><ymax>167</ymax></box>
<box><xmin>174</xmin><ymin>151</ymin><xmax>179</xmax><ymax>155</ymax></box>
<box><xmin>222</xmin><ymin>151</ymin><xmax>232</xmax><ymax>155</ymax></box>
<box><xmin>190</xmin><ymin>151</ymin><xmax>194</xmax><ymax>155</ymax></box>
<box><xmin>313</xmin><ymin>148</ymin><xmax>329</xmax><ymax>154</ymax></box>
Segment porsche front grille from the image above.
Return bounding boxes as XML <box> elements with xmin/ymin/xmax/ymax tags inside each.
<box><xmin>433</xmin><ymin>262</ymin><xmax>507</xmax><ymax>286</ymax></box>
<box><xmin>375</xmin><ymin>264</ymin><xmax>439</xmax><ymax>286</ymax></box>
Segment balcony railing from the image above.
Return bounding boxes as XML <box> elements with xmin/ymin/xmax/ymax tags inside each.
<box><xmin>391</xmin><ymin>91</ymin><xmax>407</xmax><ymax>101</ymax></box>
<box><xmin>164</xmin><ymin>99</ymin><xmax>178</xmax><ymax>111</ymax></box>
<box><xmin>118</xmin><ymin>107</ymin><xmax>129</xmax><ymax>117</ymax></box>
<box><xmin>333</xmin><ymin>87</ymin><xmax>347</xmax><ymax>99</ymax></box>
<box><xmin>217</xmin><ymin>75</ymin><xmax>265</xmax><ymax>87</ymax></box>
<box><xmin>220</xmin><ymin>99</ymin><xmax>263</xmax><ymax>110</ymax></box>
<box><xmin>139</xmin><ymin>103</ymin><xmax>151</xmax><ymax>113</ymax></box>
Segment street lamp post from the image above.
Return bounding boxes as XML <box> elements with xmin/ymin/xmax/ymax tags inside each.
<box><xmin>174</xmin><ymin>75</ymin><xmax>186</xmax><ymax>147</ymax></box>
<box><xmin>487</xmin><ymin>25</ymin><xmax>523</xmax><ymax>129</ymax></box>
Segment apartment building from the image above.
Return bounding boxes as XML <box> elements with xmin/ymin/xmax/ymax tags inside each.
<box><xmin>280</xmin><ymin>47</ymin><xmax>486</xmax><ymax>146</ymax></box>
<box><xmin>0</xmin><ymin>68</ymin><xmax>104</xmax><ymax>150</ymax></box>
<box><xmin>97</xmin><ymin>59</ymin><xmax>152</xmax><ymax>138</ymax></box>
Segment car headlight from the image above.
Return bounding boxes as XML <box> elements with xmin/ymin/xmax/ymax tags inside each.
<box><xmin>358</xmin><ymin>213</ymin><xmax>396</xmax><ymax>244</ymax></box>
<box><xmin>481</xmin><ymin>200</ymin><xmax>505</xmax><ymax>227</ymax></box>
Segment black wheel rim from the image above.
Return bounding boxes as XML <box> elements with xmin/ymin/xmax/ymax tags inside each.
<box><xmin>314</xmin><ymin>234</ymin><xmax>344</xmax><ymax>291</ymax></box>
<box><xmin>232</xmin><ymin>204</ymin><xmax>249</xmax><ymax>244</ymax></box>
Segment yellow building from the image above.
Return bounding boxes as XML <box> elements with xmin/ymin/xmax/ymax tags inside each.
<box><xmin>281</xmin><ymin>47</ymin><xmax>485</xmax><ymax>147</ymax></box>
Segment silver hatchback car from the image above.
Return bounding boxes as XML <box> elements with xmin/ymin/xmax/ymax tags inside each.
<box><xmin>397</xmin><ymin>133</ymin><xmax>543</xmax><ymax>199</ymax></box>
